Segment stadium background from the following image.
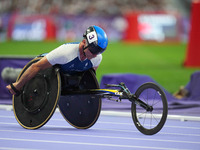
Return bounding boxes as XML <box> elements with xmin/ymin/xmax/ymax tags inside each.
<box><xmin>1</xmin><ymin>2</ymin><xmax>200</xmax><ymax>149</ymax></box>
<box><xmin>0</xmin><ymin>0</ymin><xmax>198</xmax><ymax>94</ymax></box>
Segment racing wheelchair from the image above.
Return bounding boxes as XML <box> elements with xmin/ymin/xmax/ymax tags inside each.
<box><xmin>13</xmin><ymin>57</ymin><xmax>168</xmax><ymax>135</ymax></box>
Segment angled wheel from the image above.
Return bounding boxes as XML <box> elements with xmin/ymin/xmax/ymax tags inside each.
<box><xmin>13</xmin><ymin>57</ymin><xmax>61</xmax><ymax>129</ymax></box>
<box><xmin>58</xmin><ymin>69</ymin><xmax>101</xmax><ymax>129</ymax></box>
<box><xmin>131</xmin><ymin>82</ymin><xmax>168</xmax><ymax>135</ymax></box>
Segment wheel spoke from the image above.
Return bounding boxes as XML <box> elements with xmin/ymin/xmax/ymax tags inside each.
<box><xmin>152</xmin><ymin>90</ymin><xmax>157</xmax><ymax>105</ymax></box>
<box><xmin>132</xmin><ymin>82</ymin><xmax>168</xmax><ymax>135</ymax></box>
<box><xmin>137</xmin><ymin>111</ymin><xmax>147</xmax><ymax>118</ymax></box>
<box><xmin>151</xmin><ymin>113</ymin><xmax>159</xmax><ymax>123</ymax></box>
<box><xmin>152</xmin><ymin>99</ymin><xmax>161</xmax><ymax>106</ymax></box>
<box><xmin>142</xmin><ymin>111</ymin><xmax>147</xmax><ymax>126</ymax></box>
<box><xmin>147</xmin><ymin>89</ymin><xmax>149</xmax><ymax>105</ymax></box>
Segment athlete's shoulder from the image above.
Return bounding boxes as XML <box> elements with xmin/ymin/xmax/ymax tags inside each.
<box><xmin>46</xmin><ymin>42</ymin><xmax>79</xmax><ymax>65</ymax></box>
<box><xmin>96</xmin><ymin>54</ymin><xmax>102</xmax><ymax>60</ymax></box>
<box><xmin>91</xmin><ymin>54</ymin><xmax>102</xmax><ymax>67</ymax></box>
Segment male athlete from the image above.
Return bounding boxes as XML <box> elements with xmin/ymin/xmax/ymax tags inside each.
<box><xmin>6</xmin><ymin>25</ymin><xmax>108</xmax><ymax>95</ymax></box>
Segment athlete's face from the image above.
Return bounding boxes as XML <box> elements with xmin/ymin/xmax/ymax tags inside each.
<box><xmin>84</xmin><ymin>47</ymin><xmax>97</xmax><ymax>60</ymax></box>
<box><xmin>82</xmin><ymin>39</ymin><xmax>97</xmax><ymax>60</ymax></box>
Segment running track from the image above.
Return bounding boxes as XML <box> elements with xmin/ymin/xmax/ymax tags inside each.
<box><xmin>0</xmin><ymin>109</ymin><xmax>200</xmax><ymax>150</ymax></box>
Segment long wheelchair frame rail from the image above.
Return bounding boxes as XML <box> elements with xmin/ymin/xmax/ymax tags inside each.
<box><xmin>65</xmin><ymin>82</ymin><xmax>153</xmax><ymax>112</ymax></box>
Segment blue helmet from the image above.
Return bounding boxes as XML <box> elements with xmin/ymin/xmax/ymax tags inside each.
<box><xmin>83</xmin><ymin>25</ymin><xmax>108</xmax><ymax>54</ymax></box>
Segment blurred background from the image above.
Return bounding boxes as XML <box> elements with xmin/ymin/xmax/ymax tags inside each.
<box><xmin>0</xmin><ymin>0</ymin><xmax>199</xmax><ymax>100</ymax></box>
<box><xmin>0</xmin><ymin>0</ymin><xmax>191</xmax><ymax>42</ymax></box>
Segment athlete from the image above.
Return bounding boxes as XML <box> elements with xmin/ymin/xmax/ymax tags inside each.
<box><xmin>6</xmin><ymin>25</ymin><xmax>108</xmax><ymax>95</ymax></box>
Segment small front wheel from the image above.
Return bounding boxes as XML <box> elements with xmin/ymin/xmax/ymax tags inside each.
<box><xmin>131</xmin><ymin>82</ymin><xmax>168</xmax><ymax>135</ymax></box>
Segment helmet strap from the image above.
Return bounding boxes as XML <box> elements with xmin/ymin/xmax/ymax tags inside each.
<box><xmin>83</xmin><ymin>48</ymin><xmax>86</xmax><ymax>56</ymax></box>
<box><xmin>82</xmin><ymin>39</ymin><xmax>89</xmax><ymax>56</ymax></box>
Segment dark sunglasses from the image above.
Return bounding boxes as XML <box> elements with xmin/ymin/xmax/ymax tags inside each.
<box><xmin>83</xmin><ymin>44</ymin><xmax>101</xmax><ymax>55</ymax></box>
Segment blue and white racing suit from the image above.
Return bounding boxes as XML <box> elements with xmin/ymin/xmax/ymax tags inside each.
<box><xmin>44</xmin><ymin>42</ymin><xmax>102</xmax><ymax>74</ymax></box>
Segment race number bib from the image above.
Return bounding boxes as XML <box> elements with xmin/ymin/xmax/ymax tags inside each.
<box><xmin>86</xmin><ymin>31</ymin><xmax>97</xmax><ymax>44</ymax></box>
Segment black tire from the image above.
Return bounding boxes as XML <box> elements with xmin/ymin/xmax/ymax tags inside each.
<box><xmin>131</xmin><ymin>82</ymin><xmax>168</xmax><ymax>135</ymax></box>
<box><xmin>13</xmin><ymin>57</ymin><xmax>61</xmax><ymax>129</ymax></box>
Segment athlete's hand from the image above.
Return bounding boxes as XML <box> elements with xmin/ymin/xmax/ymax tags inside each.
<box><xmin>6</xmin><ymin>82</ymin><xmax>19</xmax><ymax>95</ymax></box>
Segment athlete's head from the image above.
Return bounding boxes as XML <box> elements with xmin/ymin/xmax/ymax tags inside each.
<box><xmin>83</xmin><ymin>25</ymin><xmax>108</xmax><ymax>55</ymax></box>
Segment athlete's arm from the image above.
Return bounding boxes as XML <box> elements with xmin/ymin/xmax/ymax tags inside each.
<box><xmin>6</xmin><ymin>56</ymin><xmax>52</xmax><ymax>95</ymax></box>
<box><xmin>93</xmin><ymin>66</ymin><xmax>98</xmax><ymax>71</ymax></box>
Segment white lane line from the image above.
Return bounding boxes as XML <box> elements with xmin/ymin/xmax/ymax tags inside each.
<box><xmin>92</xmin><ymin>128</ymin><xmax>200</xmax><ymax>137</ymax></box>
<box><xmin>0</xmin><ymin>122</ymin><xmax>200</xmax><ymax>137</ymax></box>
<box><xmin>0</xmin><ymin>116</ymin><xmax>14</xmax><ymax>118</ymax></box>
<box><xmin>1</xmin><ymin>105</ymin><xmax>200</xmax><ymax>122</ymax></box>
<box><xmin>0</xmin><ymin>147</ymin><xmax>40</xmax><ymax>150</ymax></box>
<box><xmin>97</xmin><ymin>121</ymin><xmax>200</xmax><ymax>130</ymax></box>
<box><xmin>0</xmin><ymin>129</ymin><xmax>200</xmax><ymax>145</ymax></box>
<box><xmin>1</xmin><ymin>118</ymin><xmax>200</xmax><ymax>130</ymax></box>
<box><xmin>100</xmin><ymin>111</ymin><xmax>200</xmax><ymax>121</ymax></box>
<box><xmin>0</xmin><ymin>137</ymin><xmax>188</xmax><ymax>150</ymax></box>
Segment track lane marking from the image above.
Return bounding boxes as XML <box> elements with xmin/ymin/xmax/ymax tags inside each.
<box><xmin>0</xmin><ymin>122</ymin><xmax>200</xmax><ymax>137</ymax></box>
<box><xmin>1</xmin><ymin>117</ymin><xmax>200</xmax><ymax>130</ymax></box>
<box><xmin>0</xmin><ymin>137</ymin><xmax>188</xmax><ymax>150</ymax></box>
<box><xmin>0</xmin><ymin>129</ymin><xmax>200</xmax><ymax>145</ymax></box>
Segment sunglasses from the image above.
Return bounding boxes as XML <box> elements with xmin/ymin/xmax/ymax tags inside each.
<box><xmin>83</xmin><ymin>44</ymin><xmax>101</xmax><ymax>55</ymax></box>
